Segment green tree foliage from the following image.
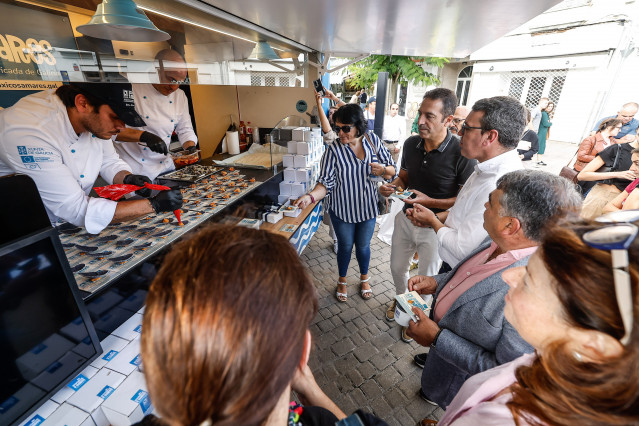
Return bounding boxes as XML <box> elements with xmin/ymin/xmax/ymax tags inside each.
<box><xmin>347</xmin><ymin>55</ymin><xmax>449</xmax><ymax>91</ymax></box>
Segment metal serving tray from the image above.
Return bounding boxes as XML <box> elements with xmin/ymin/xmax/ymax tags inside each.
<box><xmin>158</xmin><ymin>165</ymin><xmax>222</xmax><ymax>183</ymax></box>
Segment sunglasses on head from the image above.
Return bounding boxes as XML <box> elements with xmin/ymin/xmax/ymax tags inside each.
<box><xmin>583</xmin><ymin>210</ymin><xmax>639</xmax><ymax>345</ymax></box>
<box><xmin>334</xmin><ymin>125</ymin><xmax>353</xmax><ymax>134</ymax></box>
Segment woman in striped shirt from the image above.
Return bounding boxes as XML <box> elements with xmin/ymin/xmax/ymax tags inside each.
<box><xmin>295</xmin><ymin>104</ymin><xmax>396</xmax><ymax>302</ymax></box>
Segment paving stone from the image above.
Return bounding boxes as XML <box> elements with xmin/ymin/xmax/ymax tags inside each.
<box><xmin>354</xmin><ymin>359</ymin><xmax>375</xmax><ymax>379</ymax></box>
<box><xmin>345</xmin><ymin>368</ymin><xmax>365</xmax><ymax>387</ymax></box>
<box><xmin>353</xmin><ymin>341</ymin><xmax>379</xmax><ymax>362</ymax></box>
<box><xmin>317</xmin><ymin>318</ymin><xmax>336</xmax><ymax>332</ymax></box>
<box><xmin>347</xmin><ymin>387</ymin><xmax>368</xmax><ymax>407</ymax></box>
<box><xmin>384</xmin><ymin>384</ymin><xmax>408</xmax><ymax>410</ymax></box>
<box><xmin>375</xmin><ymin>366</ymin><xmax>402</xmax><ymax>390</ymax></box>
<box><xmin>360</xmin><ymin>379</ymin><xmax>383</xmax><ymax>400</ymax></box>
<box><xmin>369</xmin><ymin>395</ymin><xmax>393</xmax><ymax>420</ymax></box>
<box><xmin>370</xmin><ymin>351</ymin><xmax>396</xmax><ymax>371</ymax></box>
<box><xmin>405</xmin><ymin>398</ymin><xmax>436</xmax><ymax>422</ymax></box>
<box><xmin>332</xmin><ymin>338</ymin><xmax>355</xmax><ymax>356</ymax></box>
<box><xmin>388</xmin><ymin>407</ymin><xmax>414</xmax><ymax>426</ymax></box>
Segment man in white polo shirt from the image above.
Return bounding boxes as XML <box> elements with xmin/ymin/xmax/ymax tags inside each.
<box><xmin>408</xmin><ymin>96</ymin><xmax>526</xmax><ymax>268</ymax></box>
<box><xmin>115</xmin><ymin>49</ymin><xmax>198</xmax><ymax>180</ymax></box>
<box><xmin>0</xmin><ymin>82</ymin><xmax>183</xmax><ymax>234</ymax></box>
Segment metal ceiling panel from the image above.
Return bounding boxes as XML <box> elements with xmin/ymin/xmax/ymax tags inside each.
<box><xmin>183</xmin><ymin>0</ymin><xmax>563</xmax><ymax>58</ymax></box>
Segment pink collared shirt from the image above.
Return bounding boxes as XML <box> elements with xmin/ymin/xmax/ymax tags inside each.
<box><xmin>439</xmin><ymin>353</ymin><xmax>537</xmax><ymax>425</ymax></box>
<box><xmin>433</xmin><ymin>242</ymin><xmax>537</xmax><ymax>322</ymax></box>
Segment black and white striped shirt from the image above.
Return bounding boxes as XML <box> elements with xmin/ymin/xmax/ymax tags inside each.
<box><xmin>318</xmin><ymin>131</ymin><xmax>396</xmax><ymax>223</ymax></box>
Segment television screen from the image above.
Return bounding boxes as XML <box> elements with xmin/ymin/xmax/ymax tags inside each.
<box><xmin>0</xmin><ymin>231</ymin><xmax>101</xmax><ymax>426</ymax></box>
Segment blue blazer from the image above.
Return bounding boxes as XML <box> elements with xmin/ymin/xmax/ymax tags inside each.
<box><xmin>421</xmin><ymin>239</ymin><xmax>534</xmax><ymax>408</ymax></box>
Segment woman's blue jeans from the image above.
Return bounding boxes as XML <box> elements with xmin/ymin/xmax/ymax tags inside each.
<box><xmin>329</xmin><ymin>210</ymin><xmax>376</xmax><ymax>278</ymax></box>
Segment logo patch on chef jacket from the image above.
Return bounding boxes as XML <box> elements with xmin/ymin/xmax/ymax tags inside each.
<box><xmin>17</xmin><ymin>145</ymin><xmax>55</xmax><ymax>169</ymax></box>
<box><xmin>123</xmin><ymin>89</ymin><xmax>135</xmax><ymax>108</ymax></box>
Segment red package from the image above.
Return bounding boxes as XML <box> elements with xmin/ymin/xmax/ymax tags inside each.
<box><xmin>94</xmin><ymin>182</ymin><xmax>183</xmax><ymax>225</ymax></box>
<box><xmin>94</xmin><ymin>183</ymin><xmax>170</xmax><ymax>201</ymax></box>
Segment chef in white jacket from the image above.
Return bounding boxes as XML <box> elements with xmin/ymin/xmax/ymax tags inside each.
<box><xmin>115</xmin><ymin>49</ymin><xmax>197</xmax><ymax>180</ymax></box>
<box><xmin>0</xmin><ymin>82</ymin><xmax>183</xmax><ymax>234</ymax></box>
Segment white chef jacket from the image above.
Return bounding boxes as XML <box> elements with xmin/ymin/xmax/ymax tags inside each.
<box><xmin>382</xmin><ymin>114</ymin><xmax>406</xmax><ymax>146</ymax></box>
<box><xmin>114</xmin><ymin>84</ymin><xmax>198</xmax><ymax>180</ymax></box>
<box><xmin>437</xmin><ymin>149</ymin><xmax>523</xmax><ymax>267</ymax></box>
<box><xmin>0</xmin><ymin>90</ymin><xmax>131</xmax><ymax>234</ymax></box>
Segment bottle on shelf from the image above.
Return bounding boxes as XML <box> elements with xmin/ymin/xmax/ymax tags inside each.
<box><xmin>246</xmin><ymin>121</ymin><xmax>253</xmax><ymax>146</ymax></box>
<box><xmin>238</xmin><ymin>120</ymin><xmax>247</xmax><ymax>152</ymax></box>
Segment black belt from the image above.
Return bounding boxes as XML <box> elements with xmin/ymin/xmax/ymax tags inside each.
<box><xmin>384</xmin><ymin>140</ymin><xmax>398</xmax><ymax>144</ymax></box>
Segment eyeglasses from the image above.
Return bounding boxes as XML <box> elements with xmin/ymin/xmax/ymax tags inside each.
<box><xmin>459</xmin><ymin>123</ymin><xmax>483</xmax><ymax>134</ymax></box>
<box><xmin>333</xmin><ymin>125</ymin><xmax>353</xmax><ymax>134</ymax></box>
<box><xmin>582</xmin><ymin>210</ymin><xmax>639</xmax><ymax>345</ymax></box>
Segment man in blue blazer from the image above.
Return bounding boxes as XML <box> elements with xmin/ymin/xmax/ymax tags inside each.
<box><xmin>404</xmin><ymin>169</ymin><xmax>582</xmax><ymax>408</ymax></box>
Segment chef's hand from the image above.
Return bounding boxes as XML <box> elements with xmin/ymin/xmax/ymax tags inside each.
<box><xmin>150</xmin><ymin>189</ymin><xmax>183</xmax><ymax>213</ymax></box>
<box><xmin>184</xmin><ymin>145</ymin><xmax>198</xmax><ymax>154</ymax></box>
<box><xmin>140</xmin><ymin>131</ymin><xmax>168</xmax><ymax>155</ymax></box>
<box><xmin>123</xmin><ymin>174</ymin><xmax>153</xmax><ymax>198</ymax></box>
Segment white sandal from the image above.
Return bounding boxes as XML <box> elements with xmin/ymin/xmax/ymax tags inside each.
<box><xmin>360</xmin><ymin>277</ymin><xmax>373</xmax><ymax>300</ymax></box>
<box><xmin>336</xmin><ymin>282</ymin><xmax>348</xmax><ymax>303</ymax></box>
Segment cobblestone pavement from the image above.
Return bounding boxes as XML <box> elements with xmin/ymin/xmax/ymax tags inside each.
<box><xmin>300</xmin><ymin>224</ymin><xmax>442</xmax><ymax>426</ymax></box>
<box><xmin>299</xmin><ymin>140</ymin><xmax>577</xmax><ymax>425</ymax></box>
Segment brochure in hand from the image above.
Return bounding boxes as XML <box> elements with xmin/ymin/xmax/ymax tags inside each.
<box><xmin>394</xmin><ymin>291</ymin><xmax>432</xmax><ymax>323</ymax></box>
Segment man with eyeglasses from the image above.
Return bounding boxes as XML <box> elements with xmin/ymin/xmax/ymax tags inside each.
<box><xmin>407</xmin><ymin>96</ymin><xmax>525</xmax><ymax>269</ymax></box>
<box><xmin>592</xmin><ymin>102</ymin><xmax>639</xmax><ymax>143</ymax></box>
<box><xmin>114</xmin><ymin>49</ymin><xmax>198</xmax><ymax>180</ymax></box>
<box><xmin>382</xmin><ymin>103</ymin><xmax>406</xmax><ymax>162</ymax></box>
<box><xmin>448</xmin><ymin>106</ymin><xmax>470</xmax><ymax>136</ymax></box>
<box><xmin>380</xmin><ymin>88</ymin><xmax>475</xmax><ymax>343</ymax></box>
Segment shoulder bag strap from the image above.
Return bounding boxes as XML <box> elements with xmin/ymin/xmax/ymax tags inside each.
<box><xmin>611</xmin><ymin>144</ymin><xmax>622</xmax><ymax>170</ymax></box>
<box><xmin>363</xmin><ymin>131</ymin><xmax>379</xmax><ymax>157</ymax></box>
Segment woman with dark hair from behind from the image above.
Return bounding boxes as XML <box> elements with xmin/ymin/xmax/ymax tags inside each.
<box><xmin>438</xmin><ymin>218</ymin><xmax>639</xmax><ymax>425</ymax></box>
<box><xmin>295</xmin><ymin>103</ymin><xmax>396</xmax><ymax>303</ymax></box>
<box><xmin>138</xmin><ymin>225</ymin><xmax>387</xmax><ymax>426</ymax></box>
<box><xmin>574</xmin><ymin>118</ymin><xmax>623</xmax><ymax>194</ymax></box>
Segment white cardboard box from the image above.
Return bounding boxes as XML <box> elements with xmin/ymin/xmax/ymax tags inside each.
<box><xmin>282</xmin><ymin>154</ymin><xmax>295</xmax><ymax>168</ymax></box>
<box><xmin>91</xmin><ymin>407</ymin><xmax>110</xmax><ymax>426</ymax></box>
<box><xmin>66</xmin><ymin>368</ymin><xmax>126</xmax><ymax>413</ymax></box>
<box><xmin>296</xmin><ymin>142</ymin><xmax>309</xmax><ymax>155</ymax></box>
<box><xmin>41</xmin><ymin>403</ymin><xmax>93</xmax><ymax>426</ymax></box>
<box><xmin>16</xmin><ymin>334</ymin><xmax>75</xmax><ymax>381</ymax></box>
<box><xmin>283</xmin><ymin>168</ymin><xmax>296</xmax><ymax>181</ymax></box>
<box><xmin>294</xmin><ymin>155</ymin><xmax>309</xmax><ymax>168</ymax></box>
<box><xmin>295</xmin><ymin>168</ymin><xmax>310</xmax><ymax>183</ymax></box>
<box><xmin>287</xmin><ymin>141</ymin><xmax>297</xmax><ymax>154</ymax></box>
<box><xmin>32</xmin><ymin>351</ymin><xmax>88</xmax><ymax>392</ymax></box>
<box><xmin>279</xmin><ymin>181</ymin><xmax>293</xmax><ymax>196</ymax></box>
<box><xmin>86</xmin><ymin>291</ymin><xmax>124</xmax><ymax>318</ymax></box>
<box><xmin>18</xmin><ymin>400</ymin><xmax>59</xmax><ymax>426</ymax></box>
<box><xmin>51</xmin><ymin>365</ymin><xmax>100</xmax><ymax>404</ymax></box>
<box><xmin>118</xmin><ymin>289</ymin><xmax>147</xmax><ymax>313</ymax></box>
<box><xmin>90</xmin><ymin>335</ymin><xmax>130</xmax><ymax>370</ymax></box>
<box><xmin>101</xmin><ymin>371</ymin><xmax>153</xmax><ymax>426</ymax></box>
<box><xmin>110</xmin><ymin>313</ymin><xmax>143</xmax><ymax>342</ymax></box>
<box><xmin>0</xmin><ymin>384</ymin><xmax>45</xmax><ymax>425</ymax></box>
<box><xmin>93</xmin><ymin>307</ymin><xmax>137</xmax><ymax>336</ymax></box>
<box><xmin>265</xmin><ymin>211</ymin><xmax>283</xmax><ymax>224</ymax></box>
<box><xmin>278</xmin><ymin>194</ymin><xmax>292</xmax><ymax>204</ymax></box>
<box><xmin>292</xmin><ymin>128</ymin><xmax>306</xmax><ymax>141</ymax></box>
<box><xmin>103</xmin><ymin>339</ymin><xmax>141</xmax><ymax>376</ymax></box>
<box><xmin>290</xmin><ymin>182</ymin><xmax>307</xmax><ymax>198</ymax></box>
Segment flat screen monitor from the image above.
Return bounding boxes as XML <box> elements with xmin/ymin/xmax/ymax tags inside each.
<box><xmin>0</xmin><ymin>229</ymin><xmax>102</xmax><ymax>426</ymax></box>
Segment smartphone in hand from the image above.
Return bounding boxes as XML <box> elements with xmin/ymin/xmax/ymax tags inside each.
<box><xmin>313</xmin><ymin>78</ymin><xmax>325</xmax><ymax>96</ymax></box>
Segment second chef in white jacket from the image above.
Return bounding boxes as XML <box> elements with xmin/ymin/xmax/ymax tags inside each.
<box><xmin>115</xmin><ymin>49</ymin><xmax>198</xmax><ymax>180</ymax></box>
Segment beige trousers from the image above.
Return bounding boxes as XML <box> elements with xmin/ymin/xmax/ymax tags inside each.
<box><xmin>581</xmin><ymin>183</ymin><xmax>621</xmax><ymax>220</ymax></box>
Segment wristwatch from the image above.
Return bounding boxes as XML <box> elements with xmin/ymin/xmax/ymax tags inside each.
<box><xmin>430</xmin><ymin>328</ymin><xmax>443</xmax><ymax>349</ymax></box>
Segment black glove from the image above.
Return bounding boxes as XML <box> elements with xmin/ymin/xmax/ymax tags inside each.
<box><xmin>140</xmin><ymin>131</ymin><xmax>168</xmax><ymax>155</ymax></box>
<box><xmin>150</xmin><ymin>189</ymin><xmax>183</xmax><ymax>213</ymax></box>
<box><xmin>123</xmin><ymin>174</ymin><xmax>153</xmax><ymax>198</ymax></box>
<box><xmin>185</xmin><ymin>145</ymin><xmax>197</xmax><ymax>154</ymax></box>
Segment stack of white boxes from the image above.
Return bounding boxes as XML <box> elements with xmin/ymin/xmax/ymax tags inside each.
<box><xmin>279</xmin><ymin>127</ymin><xmax>324</xmax><ymax>205</ymax></box>
<box><xmin>22</xmin><ymin>309</ymin><xmax>155</xmax><ymax>426</ymax></box>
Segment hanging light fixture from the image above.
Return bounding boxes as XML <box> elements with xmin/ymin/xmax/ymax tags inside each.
<box><xmin>248</xmin><ymin>41</ymin><xmax>280</xmax><ymax>60</ymax></box>
<box><xmin>77</xmin><ymin>0</ymin><xmax>170</xmax><ymax>42</ymax></box>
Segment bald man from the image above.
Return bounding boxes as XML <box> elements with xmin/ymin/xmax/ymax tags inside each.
<box><xmin>115</xmin><ymin>49</ymin><xmax>198</xmax><ymax>180</ymax></box>
<box><xmin>592</xmin><ymin>102</ymin><xmax>639</xmax><ymax>143</ymax></box>
<box><xmin>449</xmin><ymin>106</ymin><xmax>470</xmax><ymax>136</ymax></box>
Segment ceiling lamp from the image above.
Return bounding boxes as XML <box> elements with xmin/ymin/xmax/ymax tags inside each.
<box><xmin>77</xmin><ymin>0</ymin><xmax>170</xmax><ymax>42</ymax></box>
<box><xmin>249</xmin><ymin>41</ymin><xmax>280</xmax><ymax>60</ymax></box>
